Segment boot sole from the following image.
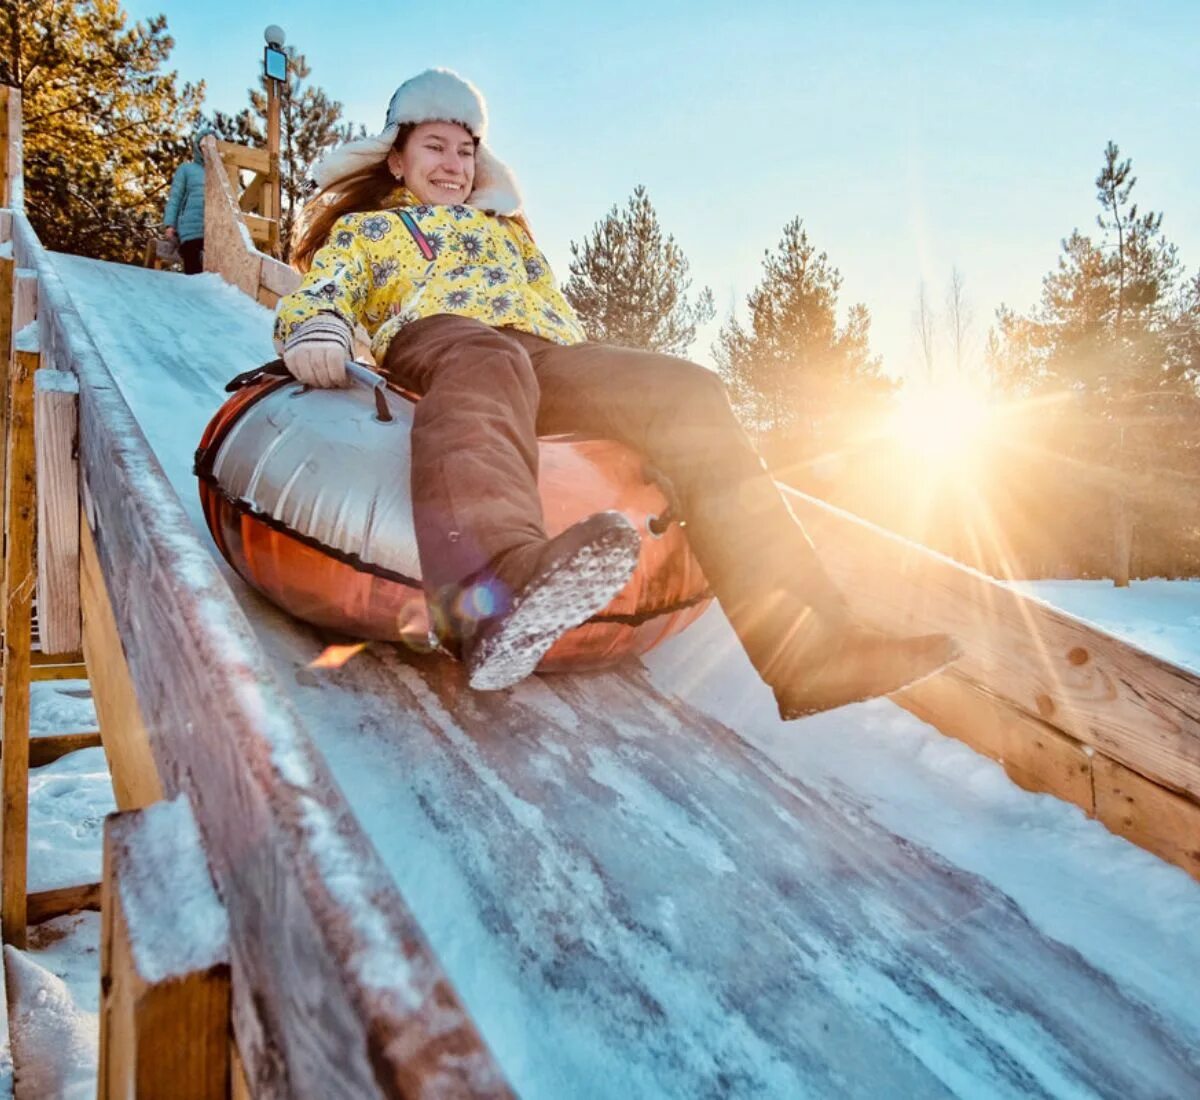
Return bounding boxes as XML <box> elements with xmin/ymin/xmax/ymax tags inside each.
<box><xmin>467</xmin><ymin>520</ymin><xmax>641</xmax><ymax>691</ymax></box>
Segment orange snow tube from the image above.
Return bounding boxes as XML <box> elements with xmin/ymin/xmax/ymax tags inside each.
<box><xmin>196</xmin><ymin>365</ymin><xmax>711</xmax><ymax>672</ymax></box>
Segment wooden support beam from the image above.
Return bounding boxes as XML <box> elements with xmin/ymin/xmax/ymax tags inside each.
<box><xmin>11</xmin><ymin>271</ymin><xmax>34</xmax><ymax>334</ymax></box>
<box><xmin>0</xmin><ymin>256</ymin><xmax>13</xmax><ymax>518</ymax></box>
<box><xmin>1094</xmin><ymin>756</ymin><xmax>1200</xmax><ymax>880</ymax></box>
<box><xmin>99</xmin><ymin>797</ymin><xmax>231</xmax><ymax>1100</ymax></box>
<box><xmin>898</xmin><ymin>672</ymin><xmax>1095</xmax><ymax>814</ymax></box>
<box><xmin>31</xmin><ymin>649</ymin><xmax>83</xmax><ymax>667</ymax></box>
<box><xmin>34</xmin><ymin>369</ymin><xmax>81</xmax><ymax>655</ymax></box>
<box><xmin>80</xmin><ymin>517</ymin><xmax>162</xmax><ymax>811</ymax></box>
<box><xmin>30</xmin><ymin>662</ymin><xmax>88</xmax><ymax>682</ymax></box>
<box><xmin>0</xmin><ymin>349</ymin><xmax>36</xmax><ymax>947</ymax></box>
<box><xmin>237</xmin><ymin>171</ymin><xmax>265</xmax><ymax>214</ymax></box>
<box><xmin>29</xmin><ymin>730</ymin><xmax>102</xmax><ymax>767</ymax></box>
<box><xmin>2</xmin><ymin>86</ymin><xmax>18</xmax><ymax>213</ymax></box>
<box><xmin>216</xmin><ymin>140</ymin><xmax>269</xmax><ymax>175</ymax></box>
<box><xmin>27</xmin><ymin>880</ymin><xmax>101</xmax><ymax>925</ymax></box>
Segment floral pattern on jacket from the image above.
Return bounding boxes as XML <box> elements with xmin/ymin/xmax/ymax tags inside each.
<box><xmin>275</xmin><ymin>188</ymin><xmax>585</xmax><ymax>357</ymax></box>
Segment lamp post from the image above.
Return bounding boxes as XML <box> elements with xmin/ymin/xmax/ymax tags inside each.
<box><xmin>262</xmin><ymin>25</ymin><xmax>287</xmax><ymax>255</ymax></box>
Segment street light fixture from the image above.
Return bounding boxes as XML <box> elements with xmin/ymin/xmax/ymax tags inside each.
<box><xmin>263</xmin><ymin>25</ymin><xmax>287</xmax><ymax>84</ymax></box>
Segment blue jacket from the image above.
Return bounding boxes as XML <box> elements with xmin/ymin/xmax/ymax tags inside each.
<box><xmin>163</xmin><ymin>135</ymin><xmax>207</xmax><ymax>243</ymax></box>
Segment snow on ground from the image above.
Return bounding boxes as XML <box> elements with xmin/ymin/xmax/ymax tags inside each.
<box><xmin>8</xmin><ymin>684</ymin><xmax>107</xmax><ymax>1099</ymax></box>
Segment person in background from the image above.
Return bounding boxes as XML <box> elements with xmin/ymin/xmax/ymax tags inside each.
<box><xmin>273</xmin><ymin>69</ymin><xmax>962</xmax><ymax>710</ymax></box>
<box><xmin>162</xmin><ymin>126</ymin><xmax>211</xmax><ymax>274</ymax></box>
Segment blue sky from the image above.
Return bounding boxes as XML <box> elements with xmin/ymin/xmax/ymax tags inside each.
<box><xmin>124</xmin><ymin>0</ymin><xmax>1200</xmax><ymax>377</ymax></box>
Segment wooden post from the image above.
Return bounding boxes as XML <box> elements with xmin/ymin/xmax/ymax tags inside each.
<box><xmin>0</xmin><ymin>255</ymin><xmax>13</xmax><ymax>525</ymax></box>
<box><xmin>99</xmin><ymin>796</ymin><xmax>231</xmax><ymax>1100</ymax></box>
<box><xmin>0</xmin><ymin>86</ymin><xmax>10</xmax><ymax>209</ymax></box>
<box><xmin>0</xmin><ymin>349</ymin><xmax>37</xmax><ymax>947</ymax></box>
<box><xmin>34</xmin><ymin>369</ymin><xmax>81</xmax><ymax>654</ymax></box>
<box><xmin>1</xmin><ymin>87</ymin><xmax>19</xmax><ymax>213</ymax></box>
<box><xmin>265</xmin><ymin>76</ymin><xmax>281</xmax><ymax>256</ymax></box>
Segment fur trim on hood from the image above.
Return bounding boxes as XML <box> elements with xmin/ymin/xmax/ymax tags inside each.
<box><xmin>310</xmin><ymin>68</ymin><xmax>522</xmax><ymax>217</ymax></box>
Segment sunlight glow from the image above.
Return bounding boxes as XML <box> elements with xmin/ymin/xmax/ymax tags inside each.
<box><xmin>888</xmin><ymin>382</ymin><xmax>996</xmax><ymax>464</ymax></box>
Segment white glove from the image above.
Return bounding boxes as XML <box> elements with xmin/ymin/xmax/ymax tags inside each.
<box><xmin>284</xmin><ymin>340</ymin><xmax>348</xmax><ymax>389</ymax></box>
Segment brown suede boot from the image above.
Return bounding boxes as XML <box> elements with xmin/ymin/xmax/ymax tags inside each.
<box><xmin>773</xmin><ymin>623</ymin><xmax>962</xmax><ymax>720</ymax></box>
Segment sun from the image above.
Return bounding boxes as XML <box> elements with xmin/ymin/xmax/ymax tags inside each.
<box><xmin>887</xmin><ymin>381</ymin><xmax>996</xmax><ymax>464</ymax></box>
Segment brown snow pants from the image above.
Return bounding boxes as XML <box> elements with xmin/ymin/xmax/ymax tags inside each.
<box><xmin>380</xmin><ymin>314</ymin><xmax>846</xmax><ymax>683</ymax></box>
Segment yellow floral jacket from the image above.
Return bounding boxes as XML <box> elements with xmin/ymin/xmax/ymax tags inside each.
<box><xmin>274</xmin><ymin>188</ymin><xmax>585</xmax><ymax>359</ymax></box>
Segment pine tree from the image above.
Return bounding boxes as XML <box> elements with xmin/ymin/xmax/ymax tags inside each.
<box><xmin>990</xmin><ymin>143</ymin><xmax>1191</xmax><ymax>401</ymax></box>
<box><xmin>211</xmin><ymin>49</ymin><xmax>360</xmax><ymax>261</ymax></box>
<box><xmin>564</xmin><ymin>185</ymin><xmax>714</xmax><ymax>355</ymax></box>
<box><xmin>988</xmin><ymin>142</ymin><xmax>1200</xmax><ymax>583</ymax></box>
<box><xmin>714</xmin><ymin>218</ymin><xmax>888</xmax><ymax>448</ymax></box>
<box><xmin>1</xmin><ymin>0</ymin><xmax>204</xmax><ymax>262</ymax></box>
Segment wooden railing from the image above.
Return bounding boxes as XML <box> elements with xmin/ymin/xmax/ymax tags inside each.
<box><xmin>201</xmin><ymin>134</ymin><xmax>298</xmax><ymax>308</ymax></box>
<box><xmin>215</xmin><ymin>139</ymin><xmax>279</xmax><ymax>255</ymax></box>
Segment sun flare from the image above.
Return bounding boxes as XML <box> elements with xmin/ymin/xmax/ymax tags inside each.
<box><xmin>888</xmin><ymin>382</ymin><xmax>996</xmax><ymax>463</ymax></box>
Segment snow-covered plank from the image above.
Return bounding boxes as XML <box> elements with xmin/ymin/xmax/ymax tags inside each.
<box><xmin>45</xmin><ymin>249</ymin><xmax>1200</xmax><ymax>1096</ymax></box>
<box><xmin>787</xmin><ymin>491</ymin><xmax>1200</xmax><ymax>801</ymax></box>
<box><xmin>27</xmin><ymin>882</ymin><xmax>100</xmax><ymax>926</ymax></box>
<box><xmin>99</xmin><ymin>797</ymin><xmax>229</xmax><ymax>1100</ymax></box>
<box><xmin>21</xmin><ymin>224</ymin><xmax>509</xmax><ymax>1097</ymax></box>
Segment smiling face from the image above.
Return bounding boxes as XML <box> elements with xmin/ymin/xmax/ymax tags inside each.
<box><xmin>387</xmin><ymin>121</ymin><xmax>477</xmax><ymax>205</ymax></box>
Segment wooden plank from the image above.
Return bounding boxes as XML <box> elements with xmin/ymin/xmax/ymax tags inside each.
<box><xmin>0</xmin><ymin>350</ymin><xmax>36</xmax><ymax>947</ymax></box>
<box><xmin>785</xmin><ymin>488</ymin><xmax>1200</xmax><ymax>801</ymax></box>
<box><xmin>34</xmin><ymin>369</ymin><xmax>81</xmax><ymax>654</ymax></box>
<box><xmin>238</xmin><ymin>171</ymin><xmax>265</xmax><ymax>214</ymax></box>
<box><xmin>259</xmin><ymin>255</ymin><xmax>300</xmax><ymax>298</ymax></box>
<box><xmin>27</xmin><ymin>880</ymin><xmax>101</xmax><ymax>924</ymax></box>
<box><xmin>216</xmin><ymin>140</ymin><xmax>269</xmax><ymax>175</ymax></box>
<box><xmin>242</xmin><ymin>213</ymin><xmax>274</xmax><ymax>244</ymax></box>
<box><xmin>80</xmin><ymin>517</ymin><xmax>163</xmax><ymax>811</ymax></box>
<box><xmin>0</xmin><ymin>256</ymin><xmax>13</xmax><ymax>520</ymax></box>
<box><xmin>231</xmin><ymin>1045</ymin><xmax>252</xmax><ymax>1100</ymax></box>
<box><xmin>3</xmin><ymin>86</ymin><xmax>19</xmax><ymax>214</ymax></box>
<box><xmin>11</xmin><ymin>271</ymin><xmax>34</xmax><ymax>333</ymax></box>
<box><xmin>29</xmin><ymin>730</ymin><xmax>102</xmax><ymax>767</ymax></box>
<box><xmin>99</xmin><ymin>797</ymin><xmax>230</xmax><ymax>1100</ymax></box>
<box><xmin>898</xmin><ymin>672</ymin><xmax>1095</xmax><ymax>813</ymax></box>
<box><xmin>1093</xmin><ymin>755</ymin><xmax>1200</xmax><ymax>880</ymax></box>
<box><xmin>31</xmin><ymin>649</ymin><xmax>83</xmax><ymax>666</ymax></box>
<box><xmin>0</xmin><ymin>85</ymin><xmax>9</xmax><ymax>211</ymax></box>
<box><xmin>18</xmin><ymin>209</ymin><xmax>510</xmax><ymax>1098</ymax></box>
<box><xmin>30</xmin><ymin>662</ymin><xmax>88</xmax><ymax>682</ymax></box>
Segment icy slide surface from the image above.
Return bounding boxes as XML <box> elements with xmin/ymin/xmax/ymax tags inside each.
<box><xmin>52</xmin><ymin>253</ymin><xmax>1200</xmax><ymax>1097</ymax></box>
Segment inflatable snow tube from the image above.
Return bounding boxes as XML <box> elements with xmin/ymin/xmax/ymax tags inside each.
<box><xmin>195</xmin><ymin>364</ymin><xmax>711</xmax><ymax>672</ymax></box>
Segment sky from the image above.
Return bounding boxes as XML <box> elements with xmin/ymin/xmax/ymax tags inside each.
<box><xmin>123</xmin><ymin>0</ymin><xmax>1200</xmax><ymax>377</ymax></box>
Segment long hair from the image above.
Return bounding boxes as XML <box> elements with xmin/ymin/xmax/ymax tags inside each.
<box><xmin>291</xmin><ymin>123</ymin><xmax>418</xmax><ymax>272</ymax></box>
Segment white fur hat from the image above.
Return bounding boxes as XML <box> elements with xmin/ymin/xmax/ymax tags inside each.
<box><xmin>310</xmin><ymin>68</ymin><xmax>522</xmax><ymax>216</ymax></box>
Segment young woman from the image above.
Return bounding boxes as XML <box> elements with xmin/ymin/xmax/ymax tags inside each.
<box><xmin>275</xmin><ymin>68</ymin><xmax>960</xmax><ymax>710</ymax></box>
